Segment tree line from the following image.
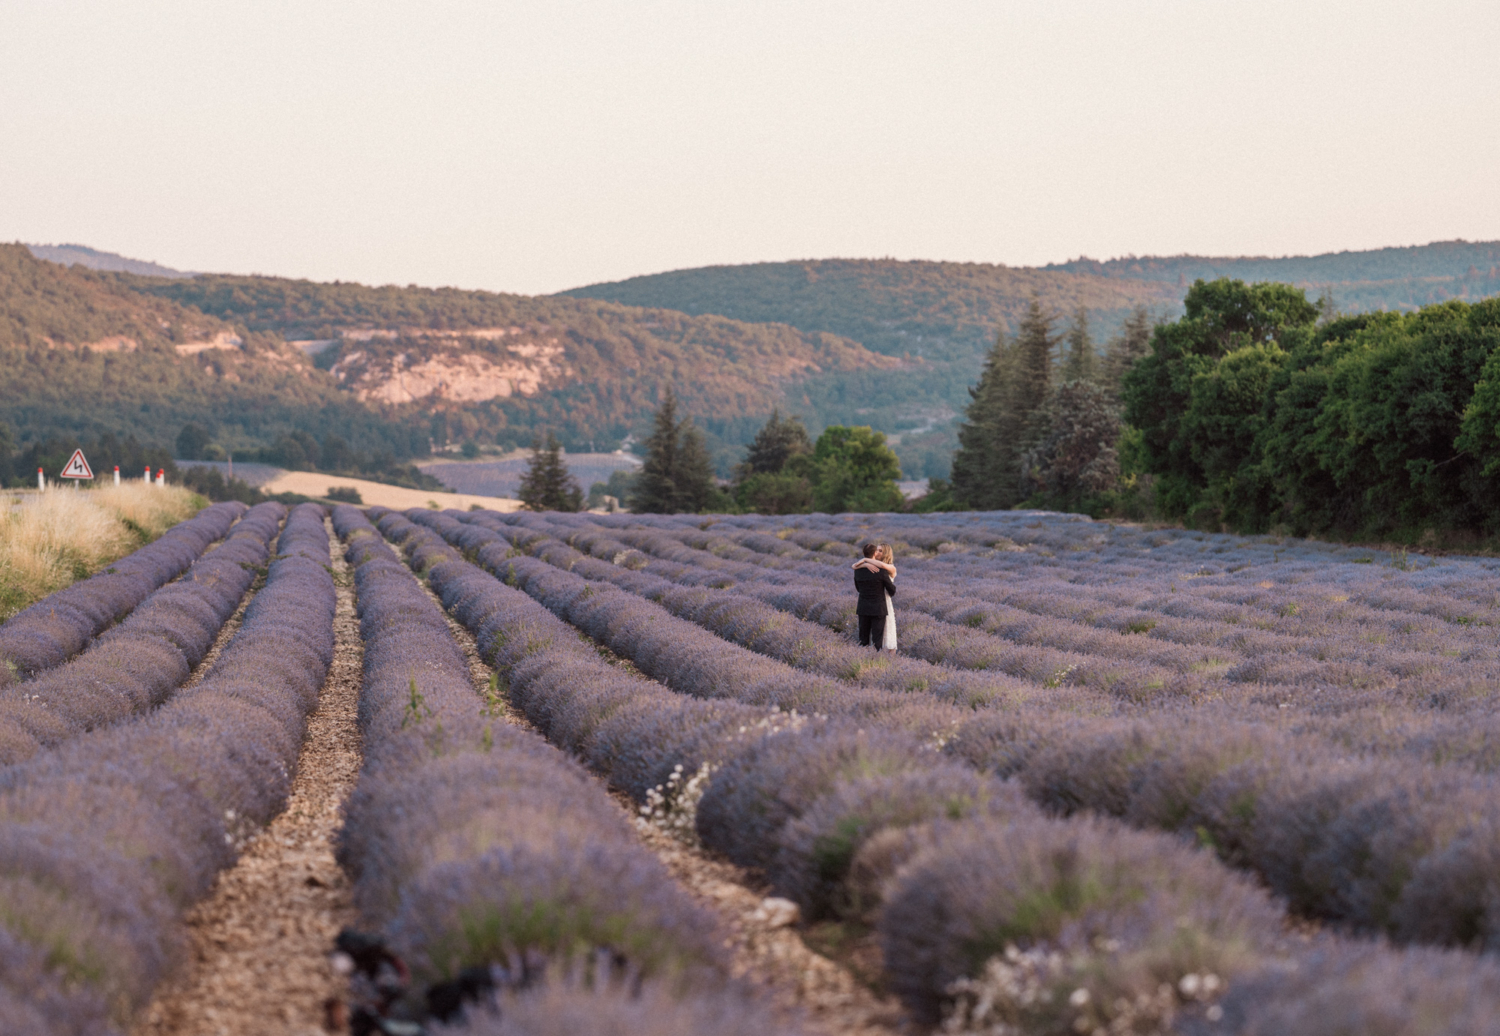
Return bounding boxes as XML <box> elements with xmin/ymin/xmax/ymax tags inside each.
<box><xmin>947</xmin><ymin>279</ymin><xmax>1500</xmax><ymax>540</ymax></box>
<box><xmin>464</xmin><ymin>275</ymin><xmax>1500</xmax><ymax>537</ymax></box>
<box><xmin>515</xmin><ymin>388</ymin><xmax>906</xmax><ymax>515</ymax></box>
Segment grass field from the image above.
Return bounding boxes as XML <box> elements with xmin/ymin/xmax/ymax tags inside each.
<box><xmin>0</xmin><ymin>484</ymin><xmax>201</xmax><ymax>619</ymax></box>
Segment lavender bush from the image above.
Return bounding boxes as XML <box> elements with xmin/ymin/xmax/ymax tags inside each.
<box><xmin>0</xmin><ymin>503</ymin><xmax>334</xmax><ymax>1033</ymax></box>
<box><xmin>433</xmin><ymin>972</ymin><xmax>803</xmax><ymax>1036</ymax></box>
<box><xmin>0</xmin><ymin>502</ymin><xmax>283</xmax><ymax>763</ymax></box>
<box><xmin>398</xmin><ymin>505</ymin><xmax>1500</xmax><ymax>1032</ymax></box>
<box><xmin>0</xmin><ymin>501</ymin><xmax>246</xmax><ymax>686</ymax></box>
<box><xmin>332</xmin><ymin>506</ymin><xmax>738</xmax><ymax>1030</ymax></box>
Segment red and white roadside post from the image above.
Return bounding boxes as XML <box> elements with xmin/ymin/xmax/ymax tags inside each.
<box><xmin>144</xmin><ymin>466</ymin><xmax>151</xmax><ymax>483</ymax></box>
<box><xmin>37</xmin><ymin>467</ymin><xmax>44</xmax><ymax>490</ymax></box>
<box><xmin>155</xmin><ymin>468</ymin><xmax>165</xmax><ymax>487</ymax></box>
<box><xmin>114</xmin><ymin>466</ymin><xmax>120</xmax><ymax>486</ymax></box>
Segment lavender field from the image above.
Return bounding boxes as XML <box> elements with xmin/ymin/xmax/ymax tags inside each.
<box><xmin>5</xmin><ymin>502</ymin><xmax>1500</xmax><ymax>1035</ymax></box>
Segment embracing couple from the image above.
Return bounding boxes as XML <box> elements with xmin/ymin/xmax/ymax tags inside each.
<box><xmin>852</xmin><ymin>542</ymin><xmax>898</xmax><ymax>652</ymax></box>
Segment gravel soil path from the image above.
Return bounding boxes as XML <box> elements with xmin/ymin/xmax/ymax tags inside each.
<box><xmin>132</xmin><ymin>518</ymin><xmax>363</xmax><ymax>1036</ymax></box>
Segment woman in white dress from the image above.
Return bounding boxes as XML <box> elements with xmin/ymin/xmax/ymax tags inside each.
<box><xmin>851</xmin><ymin>544</ymin><xmax>899</xmax><ymax>652</ymax></box>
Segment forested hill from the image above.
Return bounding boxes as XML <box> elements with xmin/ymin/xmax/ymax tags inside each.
<box><xmin>560</xmin><ymin>242</ymin><xmax>1500</xmax><ymax>354</ymax></box>
<box><xmin>0</xmin><ymin>244</ymin><xmax>418</xmax><ymax>458</ymax></box>
<box><xmin>25</xmin><ymin>243</ymin><xmax>193</xmax><ymax>278</ymax></box>
<box><xmin>3</xmin><ymin>245</ymin><xmax>898</xmax><ymax>474</ymax></box>
<box><xmin>1046</xmin><ymin>240</ymin><xmax>1500</xmax><ymax>312</ymax></box>
<box><xmin>125</xmin><ymin>273</ymin><xmax>894</xmax><ymax>459</ymax></box>
<box><xmin>558</xmin><ymin>259</ymin><xmax>1180</xmax><ymax>362</ymax></box>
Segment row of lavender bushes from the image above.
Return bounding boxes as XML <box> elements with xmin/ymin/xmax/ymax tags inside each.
<box><xmin>0</xmin><ymin>502</ymin><xmax>284</xmax><ymax>765</ymax></box>
<box><xmin>379</xmin><ymin>510</ymin><xmax>1286</xmax><ymax>1034</ymax></box>
<box><xmin>576</xmin><ymin>507</ymin><xmax>1500</xmax><ymax>701</ymax></box>
<box><xmin>560</xmin><ymin>511</ymin><xmax>1500</xmax><ymax>775</ymax></box>
<box><xmin>331</xmin><ymin>506</ymin><xmax>795</xmax><ymax>1035</ymax></box>
<box><xmin>476</xmin><ymin>514</ymin><xmax>1042</xmax><ymax>706</ymax></box>
<box><xmin>0</xmin><ymin>500</ymin><xmax>246</xmax><ymax>687</ymax></box>
<box><xmin>554</xmin><ymin>510</ymin><xmax>1499</xmax><ymax>707</ymax></box>
<box><xmin>0</xmin><ymin>503</ymin><xmax>334</xmax><ymax>1036</ymax></box>
<box><xmin>399</xmin><ymin>506</ymin><xmax>1500</xmax><ymax>1035</ymax></box>
<box><xmin>483</xmin><ymin>509</ymin><xmax>1500</xmax><ymax>950</ymax></box>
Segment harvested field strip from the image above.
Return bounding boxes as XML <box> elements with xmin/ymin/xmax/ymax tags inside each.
<box><xmin>133</xmin><ymin>515</ymin><xmax>362</xmax><ymax>1036</ymax></box>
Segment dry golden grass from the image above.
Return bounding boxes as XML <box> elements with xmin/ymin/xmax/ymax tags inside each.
<box><xmin>0</xmin><ymin>484</ymin><xmax>202</xmax><ymax>620</ymax></box>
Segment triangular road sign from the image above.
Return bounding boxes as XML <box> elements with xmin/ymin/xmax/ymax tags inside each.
<box><xmin>59</xmin><ymin>449</ymin><xmax>94</xmax><ymax>480</ymax></box>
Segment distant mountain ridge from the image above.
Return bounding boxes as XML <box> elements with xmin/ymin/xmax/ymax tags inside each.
<box><xmin>1045</xmin><ymin>239</ymin><xmax>1500</xmax><ymax>286</ymax></box>
<box><xmin>559</xmin><ymin>241</ymin><xmax>1500</xmax><ymax>477</ymax></box>
<box><xmin>25</xmin><ymin>243</ymin><xmax>194</xmax><ymax>279</ymax></box>
<box><xmin>14</xmin><ymin>237</ymin><xmax>1500</xmax><ymax>482</ymax></box>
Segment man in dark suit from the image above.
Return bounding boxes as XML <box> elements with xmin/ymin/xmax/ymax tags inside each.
<box><xmin>854</xmin><ymin>542</ymin><xmax>896</xmax><ymax>648</ymax></box>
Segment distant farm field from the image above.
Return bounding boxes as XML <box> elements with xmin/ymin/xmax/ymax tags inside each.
<box><xmin>4</xmin><ymin>503</ymin><xmax>1500</xmax><ymax>1034</ymax></box>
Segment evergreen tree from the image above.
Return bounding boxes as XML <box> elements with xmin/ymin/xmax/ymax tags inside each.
<box><xmin>1020</xmin><ymin>381</ymin><xmax>1122</xmax><ymax>510</ymax></box>
<box><xmin>735</xmin><ymin>409</ymin><xmax>815</xmax><ymax>514</ymax></box>
<box><xmin>633</xmin><ymin>387</ymin><xmax>718</xmax><ymax>513</ymax></box>
<box><xmin>675</xmin><ymin>422</ymin><xmax>717</xmax><ymax>513</ymax></box>
<box><xmin>740</xmin><ymin>409</ymin><xmax>812</xmax><ymax>475</ymax></box>
<box><xmin>175</xmin><ymin>423</ymin><xmax>211</xmax><ymax>460</ymax></box>
<box><xmin>951</xmin><ymin>299</ymin><xmax>1058</xmax><ymax>510</ymax></box>
<box><xmin>1102</xmin><ymin>306</ymin><xmax>1153</xmax><ymax>398</ymax></box>
<box><xmin>1062</xmin><ymin>306</ymin><xmax>1097</xmax><ymax>383</ymax></box>
<box><xmin>517</xmin><ymin>432</ymin><xmax>583</xmax><ymax>512</ymax></box>
<box><xmin>1014</xmin><ymin>297</ymin><xmax>1058</xmax><ymax>410</ymax></box>
<box><xmin>950</xmin><ymin>329</ymin><xmax>1016</xmax><ymax>509</ymax></box>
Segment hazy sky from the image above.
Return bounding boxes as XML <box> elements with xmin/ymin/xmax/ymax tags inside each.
<box><xmin>3</xmin><ymin>0</ymin><xmax>1497</xmax><ymax>295</ymax></box>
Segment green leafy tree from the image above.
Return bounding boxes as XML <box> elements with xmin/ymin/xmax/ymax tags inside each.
<box><xmin>738</xmin><ymin>471</ymin><xmax>814</xmax><ymax>514</ymax></box>
<box><xmin>633</xmin><ymin>387</ymin><xmax>719</xmax><ymax>513</ymax></box>
<box><xmin>801</xmin><ymin>425</ymin><xmax>903</xmax><ymax>513</ymax></box>
<box><xmin>913</xmin><ymin>477</ymin><xmax>956</xmax><ymax>512</ymax></box>
<box><xmin>1062</xmin><ymin>306</ymin><xmax>1097</xmax><ymax>383</ymax></box>
<box><xmin>1274</xmin><ymin>299</ymin><xmax>1500</xmax><ymax>534</ymax></box>
<box><xmin>1178</xmin><ymin>341</ymin><xmax>1288</xmax><ymax>528</ymax></box>
<box><xmin>1123</xmin><ymin>279</ymin><xmax>1318</xmax><ymax>517</ymax></box>
<box><xmin>518</xmin><ymin>432</ymin><xmax>584</xmax><ymax>512</ymax></box>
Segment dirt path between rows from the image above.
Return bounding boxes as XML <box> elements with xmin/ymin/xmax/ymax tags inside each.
<box><xmin>132</xmin><ymin>518</ymin><xmax>363</xmax><ymax>1036</ymax></box>
<box><xmin>413</xmin><ymin>561</ymin><xmax>905</xmax><ymax>1036</ymax></box>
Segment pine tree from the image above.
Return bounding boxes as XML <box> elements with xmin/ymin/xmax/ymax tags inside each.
<box><xmin>675</xmin><ymin>422</ymin><xmax>717</xmax><ymax>513</ymax></box>
<box><xmin>633</xmin><ymin>387</ymin><xmax>718</xmax><ymax>513</ymax></box>
<box><xmin>1102</xmin><ymin>305</ymin><xmax>1153</xmax><ymax>399</ymax></box>
<box><xmin>1062</xmin><ymin>306</ymin><xmax>1097</xmax><ymax>383</ymax></box>
<box><xmin>740</xmin><ymin>409</ymin><xmax>812</xmax><ymax>476</ymax></box>
<box><xmin>517</xmin><ymin>432</ymin><xmax>583</xmax><ymax>511</ymax></box>
<box><xmin>950</xmin><ymin>300</ymin><xmax>1059</xmax><ymax>510</ymax></box>
<box><xmin>950</xmin><ymin>329</ymin><xmax>1016</xmax><ymax>510</ymax></box>
<box><xmin>1014</xmin><ymin>297</ymin><xmax>1058</xmax><ymax>411</ymax></box>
